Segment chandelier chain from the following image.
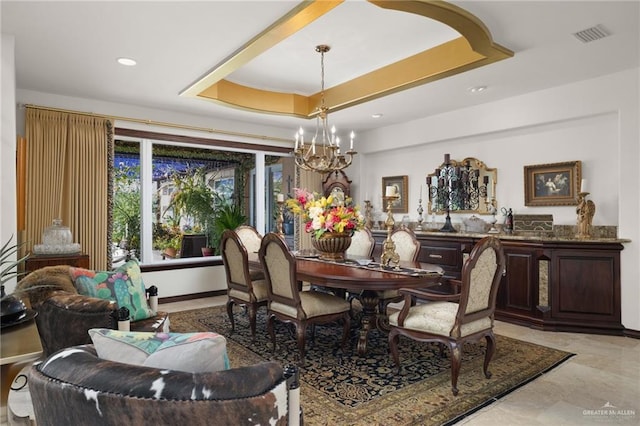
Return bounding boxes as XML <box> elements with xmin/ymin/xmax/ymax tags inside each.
<box><xmin>292</xmin><ymin>44</ymin><xmax>357</xmax><ymax>174</ymax></box>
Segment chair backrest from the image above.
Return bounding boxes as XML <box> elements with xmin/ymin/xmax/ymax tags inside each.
<box><xmin>259</xmin><ymin>232</ymin><xmax>300</xmax><ymax>309</ymax></box>
<box><xmin>220</xmin><ymin>229</ymin><xmax>253</xmax><ymax>293</ymax></box>
<box><xmin>180</xmin><ymin>233</ymin><xmax>207</xmax><ymax>258</ymax></box>
<box><xmin>235</xmin><ymin>225</ymin><xmax>263</xmax><ymax>254</ymax></box>
<box><xmin>454</xmin><ymin>236</ymin><xmax>506</xmax><ymax>331</ymax></box>
<box><xmin>346</xmin><ymin>228</ymin><xmax>375</xmax><ymax>259</ymax></box>
<box><xmin>390</xmin><ymin>228</ymin><xmax>420</xmax><ymax>262</ymax></box>
<box><xmin>29</xmin><ymin>345</ymin><xmax>293</xmax><ymax>425</ymax></box>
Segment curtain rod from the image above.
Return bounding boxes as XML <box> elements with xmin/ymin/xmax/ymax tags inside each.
<box><xmin>21</xmin><ymin>103</ymin><xmax>291</xmax><ymax>144</ymax></box>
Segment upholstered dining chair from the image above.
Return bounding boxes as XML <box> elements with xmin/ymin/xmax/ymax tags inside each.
<box><xmin>259</xmin><ymin>232</ymin><xmax>351</xmax><ymax>364</ymax></box>
<box><xmin>345</xmin><ymin>228</ymin><xmax>376</xmax><ymax>259</ymax></box>
<box><xmin>235</xmin><ymin>225</ymin><xmax>265</xmax><ymax>280</ymax></box>
<box><xmin>220</xmin><ymin>229</ymin><xmax>268</xmax><ymax>339</ymax></box>
<box><xmin>376</xmin><ymin>227</ymin><xmax>421</xmax><ymax>314</ymax></box>
<box><xmin>345</xmin><ymin>228</ymin><xmax>376</xmax><ymax>307</ymax></box>
<box><xmin>388</xmin><ymin>236</ymin><xmax>506</xmax><ymax>396</ymax></box>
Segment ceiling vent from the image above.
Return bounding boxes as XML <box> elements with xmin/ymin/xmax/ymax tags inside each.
<box><xmin>573</xmin><ymin>25</ymin><xmax>610</xmax><ymax>43</ymax></box>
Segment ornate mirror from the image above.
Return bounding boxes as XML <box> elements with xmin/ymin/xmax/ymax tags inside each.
<box><xmin>426</xmin><ymin>156</ymin><xmax>497</xmax><ymax>215</ymax></box>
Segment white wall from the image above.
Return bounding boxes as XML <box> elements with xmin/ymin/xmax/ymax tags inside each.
<box><xmin>362</xmin><ymin>111</ymin><xmax>618</xmax><ymax>226</ymax></box>
<box><xmin>143</xmin><ymin>264</ymin><xmax>228</xmax><ymax>299</ymax></box>
<box><xmin>355</xmin><ymin>69</ymin><xmax>640</xmax><ymax>331</ymax></box>
<box><xmin>1</xmin><ymin>34</ymin><xmax>18</xmax><ymax>293</ymax></box>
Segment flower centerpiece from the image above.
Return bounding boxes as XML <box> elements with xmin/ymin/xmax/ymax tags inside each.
<box><xmin>285</xmin><ymin>188</ymin><xmax>365</xmax><ymax>260</ymax></box>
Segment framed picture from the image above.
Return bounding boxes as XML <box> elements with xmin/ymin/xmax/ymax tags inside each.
<box><xmin>382</xmin><ymin>175</ymin><xmax>408</xmax><ymax>213</ymax></box>
<box><xmin>524</xmin><ymin>161</ymin><xmax>581</xmax><ymax>206</ymax></box>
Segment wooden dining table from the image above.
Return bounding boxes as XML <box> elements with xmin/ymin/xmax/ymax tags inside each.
<box><xmin>249</xmin><ymin>253</ymin><xmax>444</xmax><ymax>355</ymax></box>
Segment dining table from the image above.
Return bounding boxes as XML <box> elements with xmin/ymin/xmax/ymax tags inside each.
<box><xmin>249</xmin><ymin>252</ymin><xmax>444</xmax><ymax>356</ymax></box>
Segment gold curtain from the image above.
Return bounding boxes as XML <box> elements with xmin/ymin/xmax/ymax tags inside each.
<box><xmin>25</xmin><ymin>108</ymin><xmax>113</xmax><ymax>269</ymax></box>
<box><xmin>294</xmin><ymin>168</ymin><xmax>323</xmax><ymax>250</ymax></box>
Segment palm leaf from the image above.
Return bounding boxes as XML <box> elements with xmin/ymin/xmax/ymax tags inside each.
<box><xmin>0</xmin><ymin>235</ymin><xmax>30</xmax><ymax>286</ymax></box>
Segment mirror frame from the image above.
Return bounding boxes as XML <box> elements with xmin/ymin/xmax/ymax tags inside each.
<box><xmin>426</xmin><ymin>157</ymin><xmax>497</xmax><ymax>215</ymax></box>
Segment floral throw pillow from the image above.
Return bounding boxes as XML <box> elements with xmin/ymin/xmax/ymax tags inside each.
<box><xmin>72</xmin><ymin>260</ymin><xmax>155</xmax><ymax>321</ymax></box>
<box><xmin>88</xmin><ymin>329</ymin><xmax>229</xmax><ymax>373</ymax></box>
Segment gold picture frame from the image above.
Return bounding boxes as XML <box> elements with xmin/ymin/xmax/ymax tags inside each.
<box><xmin>524</xmin><ymin>161</ymin><xmax>581</xmax><ymax>206</ymax></box>
<box><xmin>382</xmin><ymin>175</ymin><xmax>408</xmax><ymax>213</ymax></box>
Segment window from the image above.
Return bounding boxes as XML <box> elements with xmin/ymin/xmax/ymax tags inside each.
<box><xmin>113</xmin><ymin>130</ymin><xmax>292</xmax><ymax>266</ymax></box>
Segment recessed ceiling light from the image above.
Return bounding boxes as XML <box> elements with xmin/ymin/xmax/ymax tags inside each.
<box><xmin>468</xmin><ymin>86</ymin><xmax>487</xmax><ymax>93</ymax></box>
<box><xmin>117</xmin><ymin>57</ymin><xmax>137</xmax><ymax>66</ymax></box>
<box><xmin>371</xmin><ymin>113</ymin><xmax>383</xmax><ymax>119</ymax></box>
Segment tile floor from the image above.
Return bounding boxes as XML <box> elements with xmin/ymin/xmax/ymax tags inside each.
<box><xmin>162</xmin><ymin>296</ymin><xmax>640</xmax><ymax>426</ymax></box>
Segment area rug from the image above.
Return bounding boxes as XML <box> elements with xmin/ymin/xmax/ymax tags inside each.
<box><xmin>169</xmin><ymin>305</ymin><xmax>574</xmax><ymax>425</ymax></box>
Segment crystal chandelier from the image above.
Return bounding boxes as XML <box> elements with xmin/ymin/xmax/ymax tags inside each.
<box><xmin>293</xmin><ymin>45</ymin><xmax>357</xmax><ymax>174</ymax></box>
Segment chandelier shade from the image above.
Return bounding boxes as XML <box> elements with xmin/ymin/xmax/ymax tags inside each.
<box><xmin>292</xmin><ymin>45</ymin><xmax>357</xmax><ymax>174</ymax></box>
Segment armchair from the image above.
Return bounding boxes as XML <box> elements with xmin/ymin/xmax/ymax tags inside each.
<box><xmin>388</xmin><ymin>236</ymin><xmax>506</xmax><ymax>395</ymax></box>
<box><xmin>29</xmin><ymin>344</ymin><xmax>302</xmax><ymax>425</ymax></box>
<box><xmin>15</xmin><ymin>264</ymin><xmax>169</xmax><ymax>357</ymax></box>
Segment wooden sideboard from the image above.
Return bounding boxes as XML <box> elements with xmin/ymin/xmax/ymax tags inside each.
<box><xmin>371</xmin><ymin>230</ymin><xmax>626</xmax><ymax>335</ymax></box>
<box><xmin>25</xmin><ymin>253</ymin><xmax>90</xmax><ymax>274</ymax></box>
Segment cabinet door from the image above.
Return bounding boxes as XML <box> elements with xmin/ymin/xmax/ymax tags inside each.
<box><xmin>496</xmin><ymin>245</ymin><xmax>541</xmax><ymax>323</ymax></box>
<box><xmin>550</xmin><ymin>249</ymin><xmax>621</xmax><ymax>330</ymax></box>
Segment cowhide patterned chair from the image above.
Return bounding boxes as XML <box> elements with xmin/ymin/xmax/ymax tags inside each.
<box><xmin>28</xmin><ymin>345</ymin><xmax>302</xmax><ymax>426</ymax></box>
<box><xmin>388</xmin><ymin>236</ymin><xmax>506</xmax><ymax>396</ymax></box>
<box><xmin>15</xmin><ymin>263</ymin><xmax>169</xmax><ymax>357</ymax></box>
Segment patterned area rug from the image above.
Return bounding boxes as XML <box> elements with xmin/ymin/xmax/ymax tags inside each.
<box><xmin>169</xmin><ymin>305</ymin><xmax>573</xmax><ymax>425</ymax></box>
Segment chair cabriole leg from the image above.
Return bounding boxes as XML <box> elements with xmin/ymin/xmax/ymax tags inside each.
<box><xmin>484</xmin><ymin>333</ymin><xmax>496</xmax><ymax>379</ymax></box>
<box><xmin>226</xmin><ymin>299</ymin><xmax>235</xmax><ymax>334</ymax></box>
<box><xmin>450</xmin><ymin>342</ymin><xmax>461</xmax><ymax>396</ymax></box>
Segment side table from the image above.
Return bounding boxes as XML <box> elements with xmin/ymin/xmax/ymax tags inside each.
<box><xmin>7</xmin><ymin>365</ymin><xmax>36</xmax><ymax>425</ymax></box>
<box><xmin>1</xmin><ymin>321</ymin><xmax>43</xmax><ymax>424</ymax></box>
<box><xmin>25</xmin><ymin>253</ymin><xmax>90</xmax><ymax>274</ymax></box>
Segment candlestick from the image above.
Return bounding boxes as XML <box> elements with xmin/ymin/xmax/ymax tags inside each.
<box><xmin>276</xmin><ymin>199</ymin><xmax>285</xmax><ymax>235</ymax></box>
<box><xmin>416</xmin><ymin>196</ymin><xmax>424</xmax><ymax>231</ymax></box>
<box><xmin>580</xmin><ymin>179</ymin><xmax>588</xmax><ymax>193</ymax></box>
<box><xmin>350</xmin><ymin>131</ymin><xmax>354</xmax><ymax>150</ymax></box>
<box><xmin>381</xmin><ymin>195</ymin><xmax>400</xmax><ymax>269</ymax></box>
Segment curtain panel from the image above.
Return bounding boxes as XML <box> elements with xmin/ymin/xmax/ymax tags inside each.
<box><xmin>25</xmin><ymin>108</ymin><xmax>113</xmax><ymax>269</ymax></box>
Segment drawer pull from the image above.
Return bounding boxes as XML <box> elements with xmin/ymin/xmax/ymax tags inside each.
<box><xmin>429</xmin><ymin>254</ymin><xmax>443</xmax><ymax>259</ymax></box>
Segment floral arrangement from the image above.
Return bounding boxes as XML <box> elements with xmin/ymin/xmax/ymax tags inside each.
<box><xmin>285</xmin><ymin>188</ymin><xmax>365</xmax><ymax>239</ymax></box>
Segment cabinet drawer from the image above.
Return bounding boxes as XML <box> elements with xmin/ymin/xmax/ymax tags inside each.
<box><xmin>418</xmin><ymin>245</ymin><xmax>460</xmax><ymax>267</ymax></box>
